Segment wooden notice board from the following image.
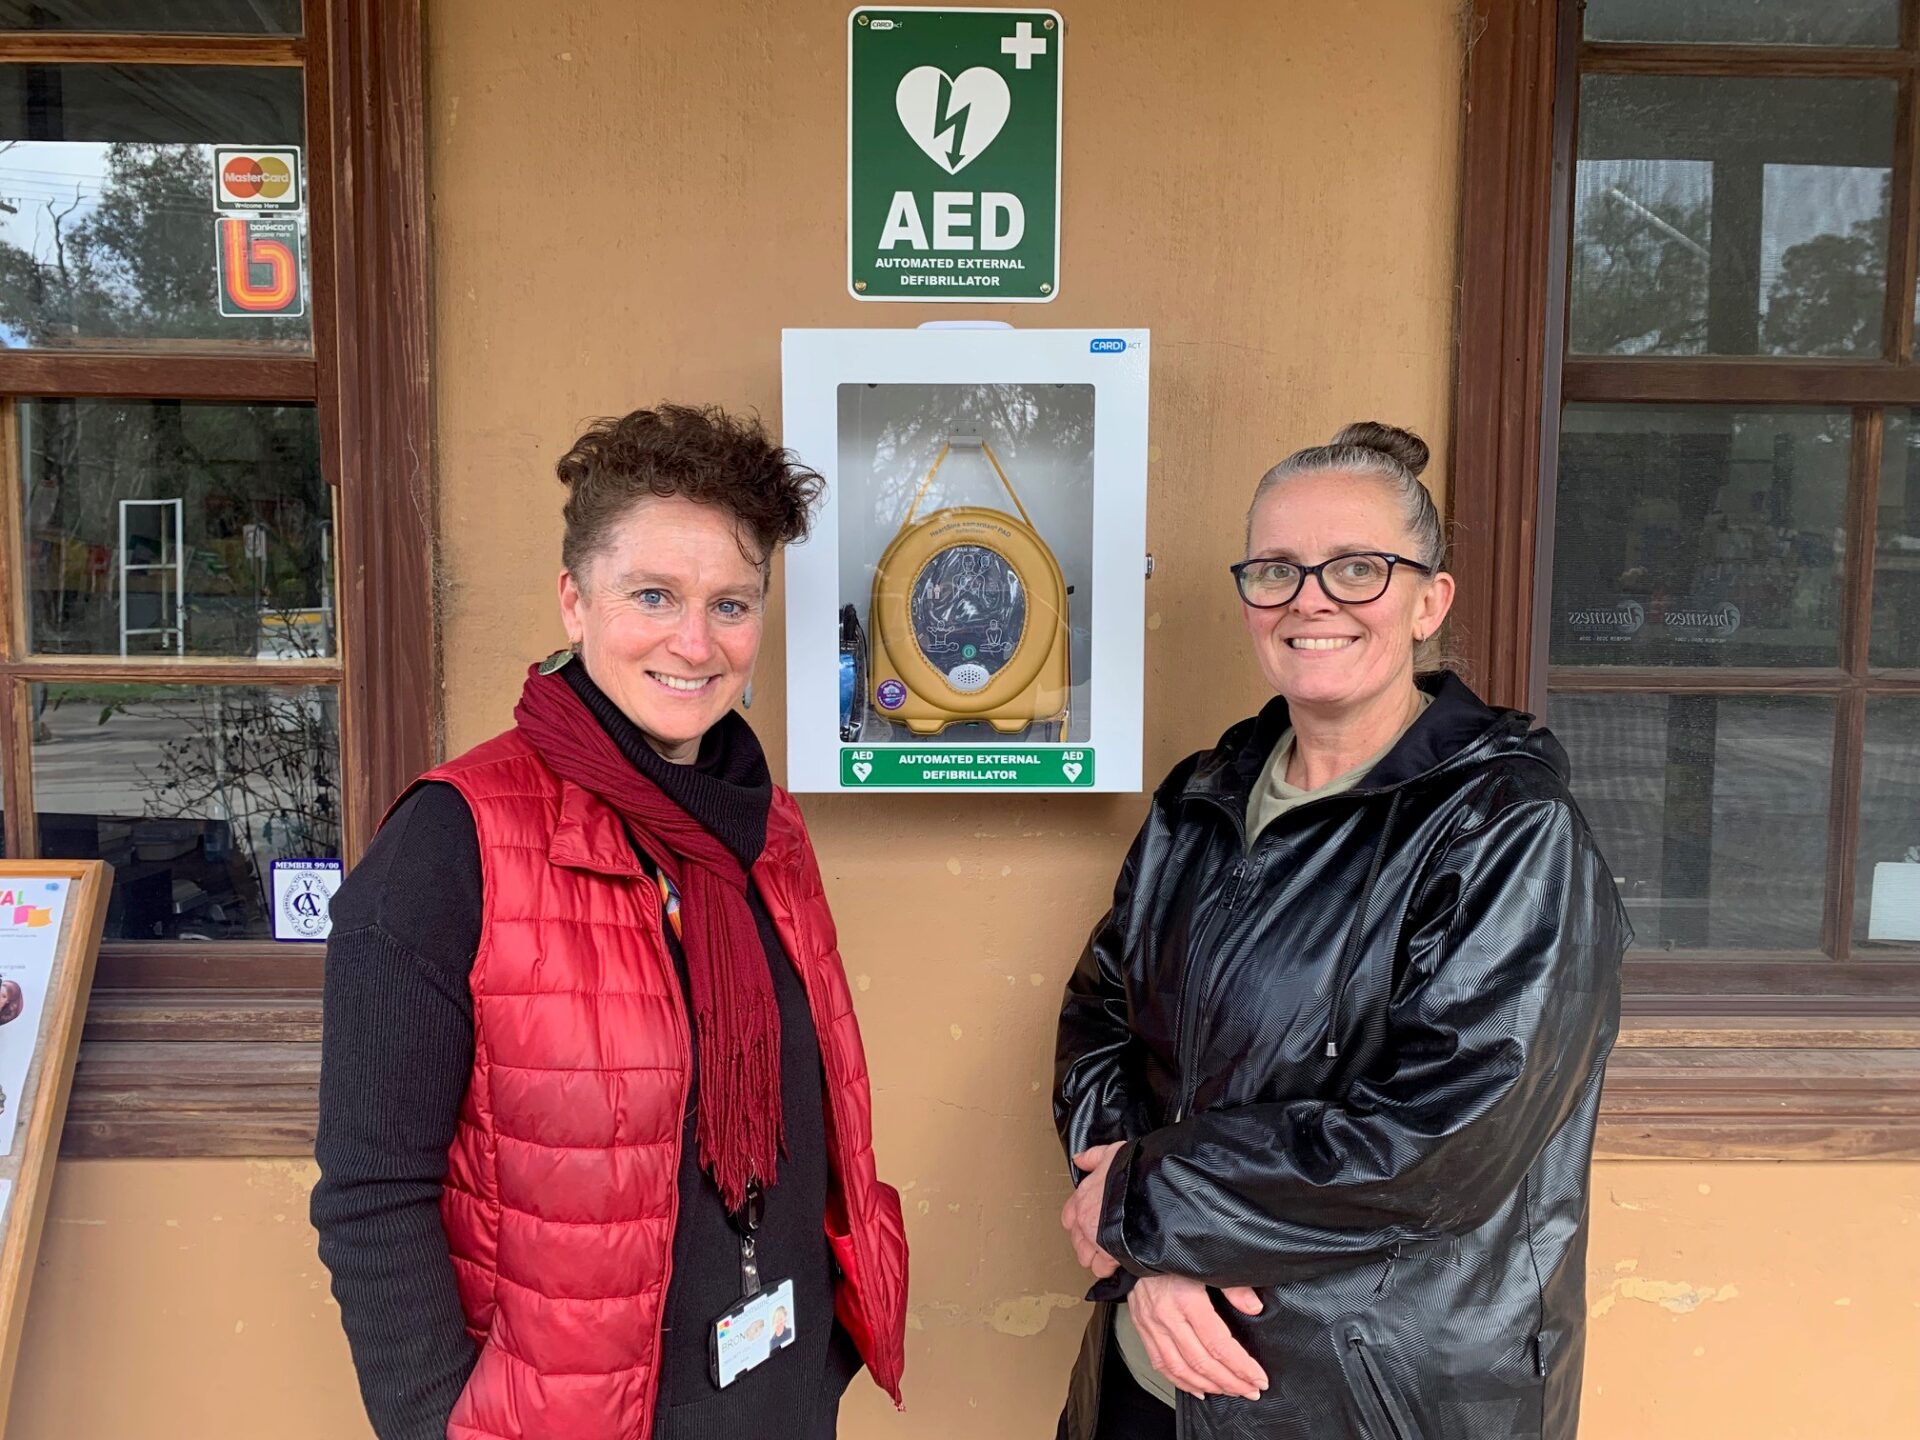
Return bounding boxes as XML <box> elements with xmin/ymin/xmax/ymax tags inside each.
<box><xmin>0</xmin><ymin>862</ymin><xmax>108</xmax><ymax>1434</ymax></box>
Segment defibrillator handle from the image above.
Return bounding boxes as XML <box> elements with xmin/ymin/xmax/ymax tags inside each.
<box><xmin>902</xmin><ymin>438</ymin><xmax>1039</xmax><ymax>532</ymax></box>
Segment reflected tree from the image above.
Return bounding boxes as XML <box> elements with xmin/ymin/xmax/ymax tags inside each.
<box><xmin>856</xmin><ymin>383</ymin><xmax>1095</xmax><ymax>529</ymax></box>
<box><xmin>1570</xmin><ymin>191</ymin><xmax>1710</xmax><ymax>354</ymax></box>
<box><xmin>1761</xmin><ymin>176</ymin><xmax>1890</xmax><ymax>357</ymax></box>
<box><xmin>0</xmin><ymin>141</ymin><xmax>305</xmax><ymax>348</ymax></box>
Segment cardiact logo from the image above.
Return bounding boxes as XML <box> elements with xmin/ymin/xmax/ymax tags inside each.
<box><xmin>1089</xmin><ymin>338</ymin><xmax>1126</xmax><ymax>353</ymax></box>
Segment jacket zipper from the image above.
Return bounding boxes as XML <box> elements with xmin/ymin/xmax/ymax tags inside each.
<box><xmin>764</xmin><ymin>868</ymin><xmax>904</xmax><ymax>1402</ymax></box>
<box><xmin>1168</xmin><ymin>790</ymin><xmax>1349</xmax><ymax>1124</ymax></box>
<box><xmin>641</xmin><ymin>875</ymin><xmax>694</xmax><ymax>1440</ymax></box>
<box><xmin>1348</xmin><ymin>1333</ymin><xmax>1414</xmax><ymax>1440</ymax></box>
<box><xmin>1169</xmin><ymin>805</ymin><xmax>1253</xmax><ymax>1125</ymax></box>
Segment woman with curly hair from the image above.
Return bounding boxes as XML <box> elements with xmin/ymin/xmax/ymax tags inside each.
<box><xmin>314</xmin><ymin>405</ymin><xmax>908</xmax><ymax>1440</ymax></box>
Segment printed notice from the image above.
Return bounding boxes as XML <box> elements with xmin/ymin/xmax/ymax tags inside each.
<box><xmin>272</xmin><ymin>859</ymin><xmax>342</xmax><ymax>943</ymax></box>
<box><xmin>0</xmin><ymin>877</ymin><xmax>70</xmax><ymax>1158</ymax></box>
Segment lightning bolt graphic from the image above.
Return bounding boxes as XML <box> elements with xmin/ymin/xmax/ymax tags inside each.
<box><xmin>932</xmin><ymin>73</ymin><xmax>973</xmax><ymax>170</ymax></box>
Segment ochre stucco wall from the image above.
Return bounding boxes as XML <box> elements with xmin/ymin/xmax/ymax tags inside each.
<box><xmin>7</xmin><ymin>4</ymin><xmax>1918</xmax><ymax>1438</ymax></box>
<box><xmin>6</xmin><ymin>1162</ymin><xmax>1917</xmax><ymax>1438</ymax></box>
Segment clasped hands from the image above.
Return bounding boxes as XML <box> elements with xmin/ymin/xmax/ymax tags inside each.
<box><xmin>1060</xmin><ymin>1141</ymin><xmax>1269</xmax><ymax>1403</ymax></box>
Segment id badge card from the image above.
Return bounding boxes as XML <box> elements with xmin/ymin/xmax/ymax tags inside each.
<box><xmin>710</xmin><ymin>1278</ymin><xmax>797</xmax><ymax>1389</ymax></box>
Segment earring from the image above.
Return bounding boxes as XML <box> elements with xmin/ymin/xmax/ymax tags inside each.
<box><xmin>537</xmin><ymin>646</ymin><xmax>576</xmax><ymax>676</ymax></box>
<box><xmin>742</xmin><ymin>678</ymin><xmax>755</xmax><ymax>710</ymax></box>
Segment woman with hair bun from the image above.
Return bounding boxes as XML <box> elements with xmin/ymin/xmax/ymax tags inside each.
<box><xmin>1053</xmin><ymin>422</ymin><xmax>1626</xmax><ymax>1439</ymax></box>
<box><xmin>314</xmin><ymin>405</ymin><xmax>906</xmax><ymax>1440</ymax></box>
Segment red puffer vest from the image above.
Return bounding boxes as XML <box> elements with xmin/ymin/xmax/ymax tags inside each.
<box><xmin>416</xmin><ymin>729</ymin><xmax>907</xmax><ymax>1440</ymax></box>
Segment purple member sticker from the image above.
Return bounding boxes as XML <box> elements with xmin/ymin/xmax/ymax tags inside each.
<box><xmin>875</xmin><ymin>679</ymin><xmax>907</xmax><ymax>711</ymax></box>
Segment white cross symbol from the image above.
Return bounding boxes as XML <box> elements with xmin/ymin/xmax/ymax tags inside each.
<box><xmin>1001</xmin><ymin>20</ymin><xmax>1047</xmax><ymax>69</ymax></box>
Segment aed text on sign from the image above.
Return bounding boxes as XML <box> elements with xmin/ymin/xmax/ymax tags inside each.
<box><xmin>877</xmin><ymin>189</ymin><xmax>1026</xmax><ymax>252</ymax></box>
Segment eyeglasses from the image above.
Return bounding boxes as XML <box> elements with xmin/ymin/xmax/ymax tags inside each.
<box><xmin>1229</xmin><ymin>551</ymin><xmax>1433</xmax><ymax>609</ymax></box>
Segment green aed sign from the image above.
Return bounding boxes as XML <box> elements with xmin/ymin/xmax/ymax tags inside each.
<box><xmin>841</xmin><ymin>747</ymin><xmax>1093</xmax><ymax>788</ymax></box>
<box><xmin>848</xmin><ymin>7</ymin><xmax>1062</xmax><ymax>302</ymax></box>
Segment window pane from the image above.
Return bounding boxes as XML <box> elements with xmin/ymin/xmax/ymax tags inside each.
<box><xmin>1875</xmin><ymin>412</ymin><xmax>1920</xmax><ymax>669</ymax></box>
<box><xmin>0</xmin><ymin>1</ymin><xmax>299</xmax><ymax>32</ymax></box>
<box><xmin>1552</xmin><ymin>692</ymin><xmax>1834</xmax><ymax>950</ymax></box>
<box><xmin>1551</xmin><ymin>405</ymin><xmax>1849</xmax><ymax>667</ymax></box>
<box><xmin>1858</xmin><ymin>697</ymin><xmax>1920</xmax><ymax>951</ymax></box>
<box><xmin>32</xmin><ymin>682</ymin><xmax>339</xmax><ymax>941</ymax></box>
<box><xmin>1584</xmin><ymin>0</ymin><xmax>1897</xmax><ymax>47</ymax></box>
<box><xmin>22</xmin><ymin>399</ymin><xmax>330</xmax><ymax>658</ymax></box>
<box><xmin>1572</xmin><ymin>76</ymin><xmax>1894</xmax><ymax>357</ymax></box>
<box><xmin>0</xmin><ymin>65</ymin><xmax>308</xmax><ymax>351</ymax></box>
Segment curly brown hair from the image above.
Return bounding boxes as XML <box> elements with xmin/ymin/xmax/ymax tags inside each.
<box><xmin>555</xmin><ymin>404</ymin><xmax>823</xmax><ymax>576</ymax></box>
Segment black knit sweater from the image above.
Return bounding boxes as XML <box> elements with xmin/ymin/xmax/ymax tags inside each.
<box><xmin>312</xmin><ymin>666</ymin><xmax>860</xmax><ymax>1440</ymax></box>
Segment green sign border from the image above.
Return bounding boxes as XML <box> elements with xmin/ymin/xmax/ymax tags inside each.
<box><xmin>847</xmin><ymin>5</ymin><xmax>1063</xmax><ymax>303</ymax></box>
<box><xmin>841</xmin><ymin>746</ymin><xmax>1094</xmax><ymax>788</ymax></box>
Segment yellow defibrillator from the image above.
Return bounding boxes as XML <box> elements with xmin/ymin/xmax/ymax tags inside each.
<box><xmin>867</xmin><ymin>436</ymin><xmax>1071</xmax><ymax>739</ymax></box>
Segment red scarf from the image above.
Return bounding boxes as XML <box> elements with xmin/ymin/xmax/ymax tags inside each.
<box><xmin>514</xmin><ymin>665</ymin><xmax>782</xmax><ymax>1212</ymax></box>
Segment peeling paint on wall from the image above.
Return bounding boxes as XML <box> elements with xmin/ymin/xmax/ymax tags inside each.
<box><xmin>1591</xmin><ymin>1277</ymin><xmax>1741</xmax><ymax>1319</ymax></box>
<box><xmin>989</xmin><ymin>1293</ymin><xmax>1081</xmax><ymax>1338</ymax></box>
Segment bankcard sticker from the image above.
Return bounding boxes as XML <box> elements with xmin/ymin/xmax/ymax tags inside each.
<box><xmin>213</xmin><ymin>146</ymin><xmax>302</xmax><ymax>212</ymax></box>
<box><xmin>216</xmin><ymin>215</ymin><xmax>306</xmax><ymax>318</ymax></box>
<box><xmin>272</xmin><ymin>859</ymin><xmax>342</xmax><ymax>943</ymax></box>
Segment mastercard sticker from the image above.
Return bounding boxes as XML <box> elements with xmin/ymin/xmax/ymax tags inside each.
<box><xmin>212</xmin><ymin>145</ymin><xmax>303</xmax><ymax>213</ymax></box>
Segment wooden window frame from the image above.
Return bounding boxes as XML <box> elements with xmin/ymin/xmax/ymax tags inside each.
<box><xmin>0</xmin><ymin>0</ymin><xmax>433</xmax><ymax>1156</ymax></box>
<box><xmin>1455</xmin><ymin>0</ymin><xmax>1920</xmax><ymax>1159</ymax></box>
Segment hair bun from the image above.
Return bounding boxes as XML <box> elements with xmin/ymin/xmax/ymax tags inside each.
<box><xmin>1331</xmin><ymin>421</ymin><xmax>1429</xmax><ymax>478</ymax></box>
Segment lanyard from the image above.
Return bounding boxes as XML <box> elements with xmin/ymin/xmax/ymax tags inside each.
<box><xmin>729</xmin><ymin>1177</ymin><xmax>765</xmax><ymax>1297</ymax></box>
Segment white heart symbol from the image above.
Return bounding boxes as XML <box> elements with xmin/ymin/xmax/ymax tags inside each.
<box><xmin>852</xmin><ymin>762</ymin><xmax>874</xmax><ymax>782</ymax></box>
<box><xmin>1062</xmin><ymin>762</ymin><xmax>1082</xmax><ymax>783</ymax></box>
<box><xmin>895</xmin><ymin>65</ymin><xmax>1011</xmax><ymax>175</ymax></box>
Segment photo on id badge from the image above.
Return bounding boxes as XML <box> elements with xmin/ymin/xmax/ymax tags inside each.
<box><xmin>711</xmin><ymin>1278</ymin><xmax>797</xmax><ymax>1389</ymax></box>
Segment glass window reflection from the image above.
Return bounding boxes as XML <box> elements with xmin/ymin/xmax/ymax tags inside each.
<box><xmin>32</xmin><ymin>683</ymin><xmax>340</xmax><ymax>941</ymax></box>
<box><xmin>0</xmin><ymin>1</ymin><xmax>301</xmax><ymax>32</ymax></box>
<box><xmin>1857</xmin><ymin>698</ymin><xmax>1920</xmax><ymax>951</ymax></box>
<box><xmin>0</xmin><ymin>65</ymin><xmax>308</xmax><ymax>351</ymax></box>
<box><xmin>1552</xmin><ymin>405</ymin><xmax>1849</xmax><ymax>668</ymax></box>
<box><xmin>1873</xmin><ymin>413</ymin><xmax>1920</xmax><ymax>670</ymax></box>
<box><xmin>22</xmin><ymin>399</ymin><xmax>331</xmax><ymax>658</ymax></box>
<box><xmin>1572</xmin><ymin>76</ymin><xmax>1895</xmax><ymax>357</ymax></box>
<box><xmin>1583</xmin><ymin>0</ymin><xmax>1898</xmax><ymax>47</ymax></box>
<box><xmin>1552</xmin><ymin>692</ymin><xmax>1834</xmax><ymax>951</ymax></box>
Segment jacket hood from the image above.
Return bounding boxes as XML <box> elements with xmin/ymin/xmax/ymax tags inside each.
<box><xmin>1179</xmin><ymin>670</ymin><xmax>1568</xmax><ymax>812</ymax></box>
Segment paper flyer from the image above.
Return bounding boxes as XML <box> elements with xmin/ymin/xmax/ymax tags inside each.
<box><xmin>0</xmin><ymin>877</ymin><xmax>70</xmax><ymax>1159</ymax></box>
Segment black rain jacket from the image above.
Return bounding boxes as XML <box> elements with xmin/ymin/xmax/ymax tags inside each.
<box><xmin>1054</xmin><ymin>673</ymin><xmax>1627</xmax><ymax>1440</ymax></box>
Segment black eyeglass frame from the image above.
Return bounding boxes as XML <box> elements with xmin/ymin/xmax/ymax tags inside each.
<box><xmin>1228</xmin><ymin>551</ymin><xmax>1435</xmax><ymax>609</ymax></box>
